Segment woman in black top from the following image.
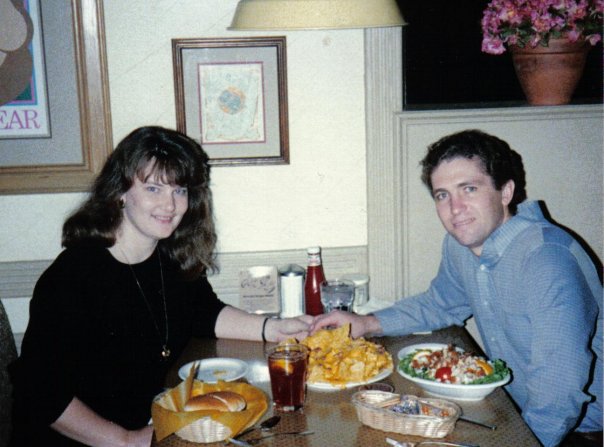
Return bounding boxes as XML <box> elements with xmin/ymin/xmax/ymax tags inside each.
<box><xmin>9</xmin><ymin>126</ymin><xmax>311</xmax><ymax>447</ymax></box>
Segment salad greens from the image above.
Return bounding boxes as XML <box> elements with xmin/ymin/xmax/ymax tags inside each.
<box><xmin>399</xmin><ymin>353</ymin><xmax>432</xmax><ymax>380</ymax></box>
<box><xmin>398</xmin><ymin>349</ymin><xmax>510</xmax><ymax>385</ymax></box>
<box><xmin>471</xmin><ymin>359</ymin><xmax>510</xmax><ymax>384</ymax></box>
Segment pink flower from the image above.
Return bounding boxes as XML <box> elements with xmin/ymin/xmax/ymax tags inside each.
<box><xmin>567</xmin><ymin>28</ymin><xmax>582</xmax><ymax>40</ymax></box>
<box><xmin>481</xmin><ymin>0</ymin><xmax>603</xmax><ymax>54</ymax></box>
<box><xmin>482</xmin><ymin>37</ymin><xmax>507</xmax><ymax>54</ymax></box>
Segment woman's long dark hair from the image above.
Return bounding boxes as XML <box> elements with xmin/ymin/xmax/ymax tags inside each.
<box><xmin>62</xmin><ymin>126</ymin><xmax>217</xmax><ymax>278</ymax></box>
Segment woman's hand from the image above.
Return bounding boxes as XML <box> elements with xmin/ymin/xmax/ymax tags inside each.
<box><xmin>310</xmin><ymin>311</ymin><xmax>382</xmax><ymax>338</ymax></box>
<box><xmin>265</xmin><ymin>315</ymin><xmax>313</xmax><ymax>342</ymax></box>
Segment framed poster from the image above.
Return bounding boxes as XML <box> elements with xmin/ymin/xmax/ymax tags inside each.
<box><xmin>0</xmin><ymin>0</ymin><xmax>50</xmax><ymax>138</ymax></box>
<box><xmin>0</xmin><ymin>0</ymin><xmax>112</xmax><ymax>194</ymax></box>
<box><xmin>172</xmin><ymin>37</ymin><xmax>289</xmax><ymax>166</ymax></box>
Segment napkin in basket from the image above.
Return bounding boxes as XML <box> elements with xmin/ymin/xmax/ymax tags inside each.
<box><xmin>151</xmin><ymin>363</ymin><xmax>268</xmax><ymax>442</ymax></box>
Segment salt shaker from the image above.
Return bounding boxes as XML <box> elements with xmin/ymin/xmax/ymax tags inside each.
<box><xmin>278</xmin><ymin>264</ymin><xmax>305</xmax><ymax>318</ymax></box>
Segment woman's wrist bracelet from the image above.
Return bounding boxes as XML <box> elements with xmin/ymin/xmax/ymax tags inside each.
<box><xmin>261</xmin><ymin>317</ymin><xmax>270</xmax><ymax>343</ymax></box>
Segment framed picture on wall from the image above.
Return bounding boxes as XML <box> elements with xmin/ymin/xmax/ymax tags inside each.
<box><xmin>0</xmin><ymin>0</ymin><xmax>50</xmax><ymax>139</ymax></box>
<box><xmin>0</xmin><ymin>0</ymin><xmax>112</xmax><ymax>194</ymax></box>
<box><xmin>172</xmin><ymin>36</ymin><xmax>289</xmax><ymax>166</ymax></box>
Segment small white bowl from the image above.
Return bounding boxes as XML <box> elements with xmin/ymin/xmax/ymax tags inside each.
<box><xmin>397</xmin><ymin>343</ymin><xmax>510</xmax><ymax>401</ymax></box>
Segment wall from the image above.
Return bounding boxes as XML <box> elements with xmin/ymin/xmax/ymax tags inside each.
<box><xmin>0</xmin><ymin>0</ymin><xmax>369</xmax><ymax>336</ymax></box>
<box><xmin>103</xmin><ymin>0</ymin><xmax>368</xmax><ymax>253</ymax></box>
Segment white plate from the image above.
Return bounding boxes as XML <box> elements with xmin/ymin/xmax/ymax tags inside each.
<box><xmin>178</xmin><ymin>358</ymin><xmax>249</xmax><ymax>383</ymax></box>
<box><xmin>307</xmin><ymin>367</ymin><xmax>393</xmax><ymax>391</ymax></box>
<box><xmin>396</xmin><ymin>343</ymin><xmax>510</xmax><ymax>401</ymax></box>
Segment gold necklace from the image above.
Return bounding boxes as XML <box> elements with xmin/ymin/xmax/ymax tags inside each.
<box><xmin>119</xmin><ymin>247</ymin><xmax>170</xmax><ymax>360</ymax></box>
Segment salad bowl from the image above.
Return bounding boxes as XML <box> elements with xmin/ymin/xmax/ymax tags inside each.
<box><xmin>397</xmin><ymin>343</ymin><xmax>510</xmax><ymax>401</ymax></box>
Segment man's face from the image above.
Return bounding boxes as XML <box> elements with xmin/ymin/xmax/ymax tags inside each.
<box><xmin>430</xmin><ymin>156</ymin><xmax>514</xmax><ymax>256</ymax></box>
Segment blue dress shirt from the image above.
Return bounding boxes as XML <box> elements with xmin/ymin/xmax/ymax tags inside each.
<box><xmin>375</xmin><ymin>200</ymin><xmax>602</xmax><ymax>446</ymax></box>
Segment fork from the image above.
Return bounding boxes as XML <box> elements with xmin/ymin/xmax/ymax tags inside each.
<box><xmin>245</xmin><ymin>430</ymin><xmax>314</xmax><ymax>445</ymax></box>
<box><xmin>386</xmin><ymin>437</ymin><xmax>479</xmax><ymax>447</ymax></box>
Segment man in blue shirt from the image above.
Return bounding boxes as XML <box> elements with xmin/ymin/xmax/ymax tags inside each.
<box><xmin>312</xmin><ymin>130</ymin><xmax>602</xmax><ymax>447</ymax></box>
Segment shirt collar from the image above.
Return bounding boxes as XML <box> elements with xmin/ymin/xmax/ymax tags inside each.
<box><xmin>479</xmin><ymin>201</ymin><xmax>542</xmax><ymax>266</ymax></box>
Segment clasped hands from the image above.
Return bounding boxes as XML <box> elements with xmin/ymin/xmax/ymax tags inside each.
<box><xmin>271</xmin><ymin>310</ymin><xmax>377</xmax><ymax>342</ymax></box>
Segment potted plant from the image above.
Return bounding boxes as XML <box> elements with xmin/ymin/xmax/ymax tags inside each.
<box><xmin>481</xmin><ymin>0</ymin><xmax>603</xmax><ymax>105</ymax></box>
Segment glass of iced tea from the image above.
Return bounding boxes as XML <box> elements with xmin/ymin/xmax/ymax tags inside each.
<box><xmin>267</xmin><ymin>343</ymin><xmax>309</xmax><ymax>412</ymax></box>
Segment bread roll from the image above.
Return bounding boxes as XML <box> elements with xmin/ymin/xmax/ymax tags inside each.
<box><xmin>184</xmin><ymin>391</ymin><xmax>247</xmax><ymax>412</ymax></box>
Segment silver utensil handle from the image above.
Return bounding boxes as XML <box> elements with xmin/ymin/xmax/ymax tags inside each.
<box><xmin>459</xmin><ymin>416</ymin><xmax>497</xmax><ymax>430</ymax></box>
<box><xmin>417</xmin><ymin>442</ymin><xmax>480</xmax><ymax>447</ymax></box>
<box><xmin>234</xmin><ymin>427</ymin><xmax>255</xmax><ymax>439</ymax></box>
<box><xmin>226</xmin><ymin>438</ymin><xmax>254</xmax><ymax>447</ymax></box>
<box><xmin>258</xmin><ymin>430</ymin><xmax>314</xmax><ymax>440</ymax></box>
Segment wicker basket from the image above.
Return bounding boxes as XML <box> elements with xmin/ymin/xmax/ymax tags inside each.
<box><xmin>152</xmin><ymin>381</ymin><xmax>268</xmax><ymax>444</ymax></box>
<box><xmin>175</xmin><ymin>416</ymin><xmax>232</xmax><ymax>443</ymax></box>
<box><xmin>351</xmin><ymin>391</ymin><xmax>460</xmax><ymax>438</ymax></box>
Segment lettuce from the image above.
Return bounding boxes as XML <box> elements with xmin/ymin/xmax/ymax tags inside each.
<box><xmin>469</xmin><ymin>359</ymin><xmax>510</xmax><ymax>384</ymax></box>
<box><xmin>398</xmin><ymin>350</ymin><xmax>510</xmax><ymax>385</ymax></box>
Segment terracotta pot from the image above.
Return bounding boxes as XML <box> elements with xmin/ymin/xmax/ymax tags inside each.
<box><xmin>510</xmin><ymin>38</ymin><xmax>590</xmax><ymax>106</ymax></box>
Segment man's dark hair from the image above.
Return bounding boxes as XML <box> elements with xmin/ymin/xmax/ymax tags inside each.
<box><xmin>420</xmin><ymin>129</ymin><xmax>527</xmax><ymax>214</ymax></box>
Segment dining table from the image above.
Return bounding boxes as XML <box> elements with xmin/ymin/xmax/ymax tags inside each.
<box><xmin>153</xmin><ymin>325</ymin><xmax>541</xmax><ymax>447</ymax></box>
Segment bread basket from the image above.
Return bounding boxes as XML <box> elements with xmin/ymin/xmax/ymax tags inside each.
<box><xmin>175</xmin><ymin>416</ymin><xmax>233</xmax><ymax>443</ymax></box>
<box><xmin>351</xmin><ymin>391</ymin><xmax>460</xmax><ymax>438</ymax></box>
<box><xmin>152</xmin><ymin>381</ymin><xmax>268</xmax><ymax>443</ymax></box>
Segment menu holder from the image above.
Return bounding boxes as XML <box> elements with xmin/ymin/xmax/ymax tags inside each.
<box><xmin>239</xmin><ymin>266</ymin><xmax>280</xmax><ymax>315</ymax></box>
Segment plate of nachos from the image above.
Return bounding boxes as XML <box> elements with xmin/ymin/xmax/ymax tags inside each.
<box><xmin>299</xmin><ymin>324</ymin><xmax>393</xmax><ymax>390</ymax></box>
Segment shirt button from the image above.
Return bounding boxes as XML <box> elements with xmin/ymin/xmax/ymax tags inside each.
<box><xmin>480</xmin><ymin>264</ymin><xmax>487</xmax><ymax>271</ymax></box>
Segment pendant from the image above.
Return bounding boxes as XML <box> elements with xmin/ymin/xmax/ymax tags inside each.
<box><xmin>161</xmin><ymin>346</ymin><xmax>171</xmax><ymax>358</ymax></box>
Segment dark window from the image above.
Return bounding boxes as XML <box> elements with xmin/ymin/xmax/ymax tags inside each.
<box><xmin>398</xmin><ymin>0</ymin><xmax>603</xmax><ymax>110</ymax></box>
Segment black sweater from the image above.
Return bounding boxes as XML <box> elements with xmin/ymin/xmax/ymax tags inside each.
<box><xmin>9</xmin><ymin>245</ymin><xmax>226</xmax><ymax>446</ymax></box>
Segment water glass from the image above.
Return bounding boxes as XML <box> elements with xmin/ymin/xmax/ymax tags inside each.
<box><xmin>320</xmin><ymin>279</ymin><xmax>355</xmax><ymax>313</ymax></box>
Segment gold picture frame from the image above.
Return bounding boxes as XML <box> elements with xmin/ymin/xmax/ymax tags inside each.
<box><xmin>172</xmin><ymin>37</ymin><xmax>289</xmax><ymax>166</ymax></box>
<box><xmin>0</xmin><ymin>0</ymin><xmax>112</xmax><ymax>194</ymax></box>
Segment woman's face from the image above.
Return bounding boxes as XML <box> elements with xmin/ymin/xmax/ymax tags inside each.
<box><xmin>119</xmin><ymin>166</ymin><xmax>188</xmax><ymax>246</ymax></box>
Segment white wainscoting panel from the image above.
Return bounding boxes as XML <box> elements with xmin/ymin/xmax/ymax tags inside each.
<box><xmin>394</xmin><ymin>105</ymin><xmax>602</xmax><ymax>298</ymax></box>
<box><xmin>0</xmin><ymin>246</ymin><xmax>368</xmax><ymax>352</ymax></box>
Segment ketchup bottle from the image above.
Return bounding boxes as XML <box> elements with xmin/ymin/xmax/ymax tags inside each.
<box><xmin>304</xmin><ymin>246</ymin><xmax>326</xmax><ymax>316</ymax></box>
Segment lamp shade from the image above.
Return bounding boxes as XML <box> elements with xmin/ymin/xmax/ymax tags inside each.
<box><xmin>228</xmin><ymin>0</ymin><xmax>406</xmax><ymax>30</ymax></box>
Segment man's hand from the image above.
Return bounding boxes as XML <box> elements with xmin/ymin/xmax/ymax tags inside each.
<box><xmin>310</xmin><ymin>311</ymin><xmax>382</xmax><ymax>338</ymax></box>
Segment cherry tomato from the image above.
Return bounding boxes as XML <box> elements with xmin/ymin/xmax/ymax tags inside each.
<box><xmin>435</xmin><ymin>366</ymin><xmax>452</xmax><ymax>382</ymax></box>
